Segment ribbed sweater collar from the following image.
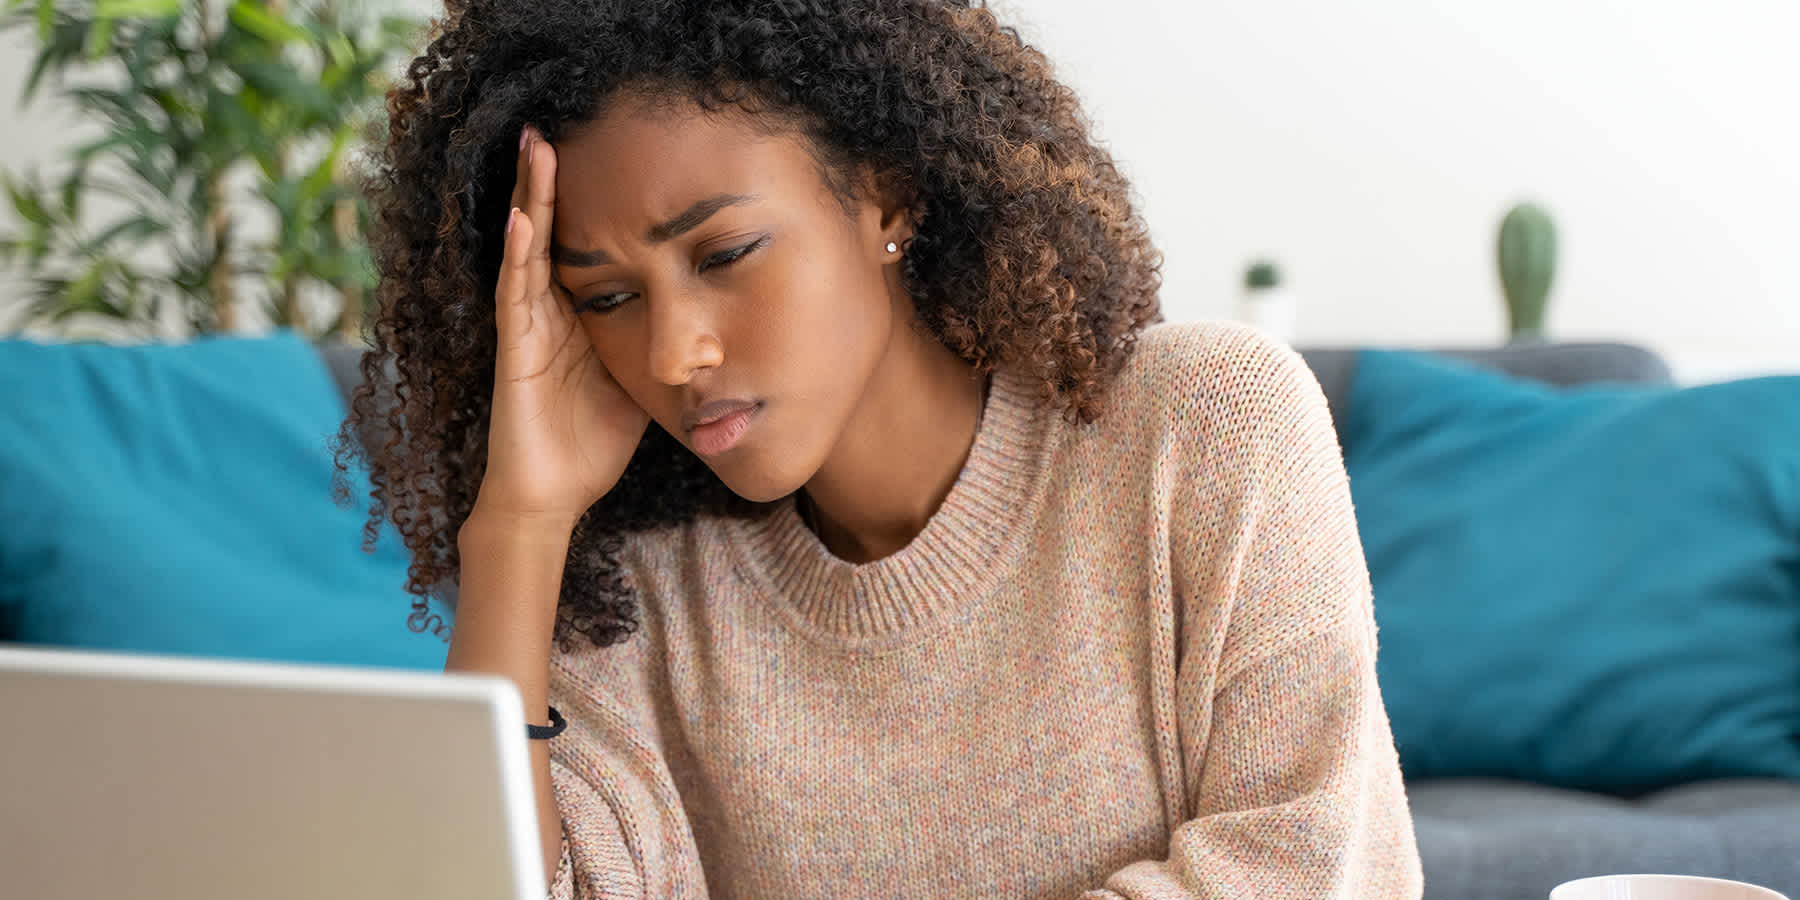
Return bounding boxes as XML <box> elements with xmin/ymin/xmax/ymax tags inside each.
<box><xmin>725</xmin><ymin>367</ymin><xmax>1058</xmax><ymax>651</ymax></box>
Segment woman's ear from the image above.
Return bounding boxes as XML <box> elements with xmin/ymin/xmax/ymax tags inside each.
<box><xmin>863</xmin><ymin>170</ymin><xmax>918</xmax><ymax>256</ymax></box>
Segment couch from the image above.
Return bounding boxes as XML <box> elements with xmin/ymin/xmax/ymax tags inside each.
<box><xmin>1296</xmin><ymin>341</ymin><xmax>1800</xmax><ymax>900</ymax></box>
<box><xmin>4</xmin><ymin>335</ymin><xmax>1792</xmax><ymax>900</ymax></box>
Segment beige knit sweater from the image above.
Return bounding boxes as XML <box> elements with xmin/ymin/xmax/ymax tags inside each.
<box><xmin>543</xmin><ymin>321</ymin><xmax>1422</xmax><ymax>900</ymax></box>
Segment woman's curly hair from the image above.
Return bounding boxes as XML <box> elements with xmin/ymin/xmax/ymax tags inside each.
<box><xmin>338</xmin><ymin>0</ymin><xmax>1163</xmax><ymax>652</ymax></box>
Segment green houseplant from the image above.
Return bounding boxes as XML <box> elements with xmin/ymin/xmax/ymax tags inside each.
<box><xmin>0</xmin><ymin>0</ymin><xmax>421</xmax><ymax>337</ymax></box>
<box><xmin>1498</xmin><ymin>201</ymin><xmax>1557</xmax><ymax>342</ymax></box>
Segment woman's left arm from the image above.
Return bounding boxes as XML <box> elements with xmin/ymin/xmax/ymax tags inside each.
<box><xmin>1088</xmin><ymin>620</ymin><xmax>1421</xmax><ymax>899</ymax></box>
<box><xmin>1086</xmin><ymin>328</ymin><xmax>1423</xmax><ymax>899</ymax></box>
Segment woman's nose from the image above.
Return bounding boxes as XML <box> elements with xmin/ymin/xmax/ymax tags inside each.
<box><xmin>646</xmin><ymin>295</ymin><xmax>724</xmax><ymax>386</ymax></box>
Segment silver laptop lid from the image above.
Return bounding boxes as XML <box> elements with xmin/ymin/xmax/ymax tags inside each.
<box><xmin>0</xmin><ymin>646</ymin><xmax>547</xmax><ymax>900</ymax></box>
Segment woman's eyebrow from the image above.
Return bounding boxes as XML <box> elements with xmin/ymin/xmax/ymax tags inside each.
<box><xmin>647</xmin><ymin>192</ymin><xmax>759</xmax><ymax>242</ymax></box>
<box><xmin>550</xmin><ymin>192</ymin><xmax>760</xmax><ymax>268</ymax></box>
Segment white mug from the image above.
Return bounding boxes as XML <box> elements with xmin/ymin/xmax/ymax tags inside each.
<box><xmin>1550</xmin><ymin>874</ymin><xmax>1790</xmax><ymax>900</ymax></box>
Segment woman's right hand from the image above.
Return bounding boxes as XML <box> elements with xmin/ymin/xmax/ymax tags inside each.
<box><xmin>473</xmin><ymin>127</ymin><xmax>651</xmax><ymax>530</ymax></box>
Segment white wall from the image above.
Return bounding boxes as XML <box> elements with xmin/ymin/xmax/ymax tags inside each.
<box><xmin>994</xmin><ymin>0</ymin><xmax>1800</xmax><ymax>380</ymax></box>
<box><xmin>4</xmin><ymin>1</ymin><xmax>1798</xmax><ymax>380</ymax></box>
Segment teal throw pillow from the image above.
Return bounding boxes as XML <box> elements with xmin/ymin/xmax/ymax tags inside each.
<box><xmin>0</xmin><ymin>332</ymin><xmax>450</xmax><ymax>669</ymax></box>
<box><xmin>1345</xmin><ymin>349</ymin><xmax>1800</xmax><ymax>793</ymax></box>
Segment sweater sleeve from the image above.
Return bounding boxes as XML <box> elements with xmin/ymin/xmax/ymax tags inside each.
<box><xmin>544</xmin><ymin>656</ymin><xmax>710</xmax><ymax>900</ymax></box>
<box><xmin>1087</xmin><ymin>627</ymin><xmax>1422</xmax><ymax>899</ymax></box>
<box><xmin>545</xmin><ymin>758</ymin><xmax>643</xmax><ymax>900</ymax></box>
<box><xmin>1086</xmin><ymin>327</ymin><xmax>1421</xmax><ymax>899</ymax></box>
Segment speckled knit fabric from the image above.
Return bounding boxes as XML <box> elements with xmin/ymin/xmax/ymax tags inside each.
<box><xmin>543</xmin><ymin>321</ymin><xmax>1422</xmax><ymax>900</ymax></box>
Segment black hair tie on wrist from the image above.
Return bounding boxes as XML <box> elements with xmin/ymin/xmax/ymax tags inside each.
<box><xmin>527</xmin><ymin>705</ymin><xmax>566</xmax><ymax>740</ymax></box>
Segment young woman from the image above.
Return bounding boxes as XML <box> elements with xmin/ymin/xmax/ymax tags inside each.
<box><xmin>343</xmin><ymin>1</ymin><xmax>1423</xmax><ymax>897</ymax></box>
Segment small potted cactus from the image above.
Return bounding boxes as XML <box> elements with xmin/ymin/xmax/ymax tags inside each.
<box><xmin>1498</xmin><ymin>202</ymin><xmax>1557</xmax><ymax>342</ymax></box>
<box><xmin>1236</xmin><ymin>258</ymin><xmax>1296</xmax><ymax>343</ymax></box>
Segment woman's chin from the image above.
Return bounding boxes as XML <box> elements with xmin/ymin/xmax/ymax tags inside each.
<box><xmin>722</xmin><ymin>480</ymin><xmax>795</xmax><ymax>505</ymax></box>
<box><xmin>706</xmin><ymin>456</ymin><xmax>816</xmax><ymax>506</ymax></box>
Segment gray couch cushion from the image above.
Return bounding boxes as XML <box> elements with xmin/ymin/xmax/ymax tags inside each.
<box><xmin>319</xmin><ymin>340</ymin><xmax>367</xmax><ymax>404</ymax></box>
<box><xmin>319</xmin><ymin>341</ymin><xmax>400</xmax><ymax>463</ymax></box>
<box><xmin>1412</xmin><ymin>778</ymin><xmax>1800</xmax><ymax>900</ymax></box>
<box><xmin>317</xmin><ymin>341</ymin><xmax>461</xmax><ymax>607</ymax></box>
<box><xmin>1297</xmin><ymin>342</ymin><xmax>1676</xmax><ymax>448</ymax></box>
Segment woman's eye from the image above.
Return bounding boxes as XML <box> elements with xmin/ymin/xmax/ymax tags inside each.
<box><xmin>573</xmin><ymin>236</ymin><xmax>766</xmax><ymax>314</ymax></box>
<box><xmin>698</xmin><ymin>235</ymin><xmax>768</xmax><ymax>274</ymax></box>
<box><xmin>575</xmin><ymin>292</ymin><xmax>635</xmax><ymax>315</ymax></box>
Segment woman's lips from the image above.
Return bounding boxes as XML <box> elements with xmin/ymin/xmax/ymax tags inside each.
<box><xmin>688</xmin><ymin>402</ymin><xmax>761</xmax><ymax>456</ymax></box>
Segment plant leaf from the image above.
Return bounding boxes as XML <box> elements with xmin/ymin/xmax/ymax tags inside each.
<box><xmin>5</xmin><ymin>174</ymin><xmax>52</xmax><ymax>228</ymax></box>
<box><xmin>57</xmin><ymin>166</ymin><xmax>83</xmax><ymax>218</ymax></box>
<box><xmin>235</xmin><ymin>59</ymin><xmax>336</xmax><ymax>123</ymax></box>
<box><xmin>20</xmin><ymin>37</ymin><xmax>58</xmax><ymax>101</ymax></box>
<box><xmin>226</xmin><ymin>0</ymin><xmax>310</xmax><ymax>47</ymax></box>
<box><xmin>84</xmin><ymin>214</ymin><xmax>165</xmax><ymax>254</ymax></box>
<box><xmin>59</xmin><ymin>262</ymin><xmax>129</xmax><ymax>319</ymax></box>
<box><xmin>94</xmin><ymin>0</ymin><xmax>181</xmax><ymax>18</ymax></box>
<box><xmin>82</xmin><ymin>14</ymin><xmax>112</xmax><ymax>59</ymax></box>
<box><xmin>20</xmin><ymin>17</ymin><xmax>89</xmax><ymax>101</ymax></box>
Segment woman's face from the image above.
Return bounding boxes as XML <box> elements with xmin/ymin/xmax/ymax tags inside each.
<box><xmin>549</xmin><ymin>96</ymin><xmax>911</xmax><ymax>503</ymax></box>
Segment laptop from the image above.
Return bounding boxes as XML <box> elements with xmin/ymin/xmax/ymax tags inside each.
<box><xmin>0</xmin><ymin>645</ymin><xmax>547</xmax><ymax>900</ymax></box>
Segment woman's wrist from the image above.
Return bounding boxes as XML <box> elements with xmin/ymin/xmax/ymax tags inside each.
<box><xmin>459</xmin><ymin>502</ymin><xmax>581</xmax><ymax>552</ymax></box>
<box><xmin>448</xmin><ymin>502</ymin><xmax>576</xmax><ymax>689</ymax></box>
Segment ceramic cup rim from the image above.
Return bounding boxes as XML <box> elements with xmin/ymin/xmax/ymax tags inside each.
<box><xmin>1551</xmin><ymin>874</ymin><xmax>1788</xmax><ymax>900</ymax></box>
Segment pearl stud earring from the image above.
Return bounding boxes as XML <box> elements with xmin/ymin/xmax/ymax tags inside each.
<box><xmin>885</xmin><ymin>241</ymin><xmax>899</xmax><ymax>254</ymax></box>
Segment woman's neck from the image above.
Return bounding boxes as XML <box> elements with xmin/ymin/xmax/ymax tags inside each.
<box><xmin>798</xmin><ymin>328</ymin><xmax>988</xmax><ymax>564</ymax></box>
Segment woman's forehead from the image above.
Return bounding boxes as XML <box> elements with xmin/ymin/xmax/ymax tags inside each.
<box><xmin>551</xmin><ymin>105</ymin><xmax>834</xmax><ymax>238</ymax></box>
